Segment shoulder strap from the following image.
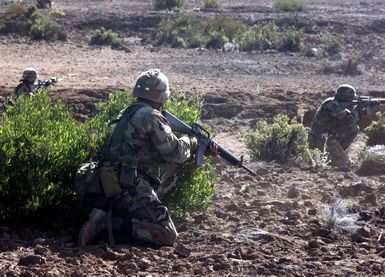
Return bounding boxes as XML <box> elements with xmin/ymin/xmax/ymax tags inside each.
<box><xmin>101</xmin><ymin>102</ymin><xmax>147</xmax><ymax>161</ymax></box>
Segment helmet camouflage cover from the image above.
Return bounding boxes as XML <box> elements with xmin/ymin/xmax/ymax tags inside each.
<box><xmin>22</xmin><ymin>68</ymin><xmax>38</xmax><ymax>80</ymax></box>
<box><xmin>132</xmin><ymin>69</ymin><xmax>170</xmax><ymax>104</ymax></box>
<box><xmin>335</xmin><ymin>84</ymin><xmax>357</xmax><ymax>101</ymax></box>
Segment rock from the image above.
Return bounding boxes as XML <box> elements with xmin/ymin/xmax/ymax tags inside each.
<box><xmin>34</xmin><ymin>246</ymin><xmax>49</xmax><ymax>256</ymax></box>
<box><xmin>287</xmin><ymin>185</ymin><xmax>300</xmax><ymax>198</ymax></box>
<box><xmin>19</xmin><ymin>271</ymin><xmax>34</xmax><ymax>277</ymax></box>
<box><xmin>4</xmin><ymin>270</ymin><xmax>18</xmax><ymax>277</ymax></box>
<box><xmin>137</xmin><ymin>257</ymin><xmax>151</xmax><ymax>271</ymax></box>
<box><xmin>304</xmin><ymin>201</ymin><xmax>314</xmax><ymax>208</ymax></box>
<box><xmin>356</xmin><ymin>227</ymin><xmax>372</xmax><ymax>238</ymax></box>
<box><xmin>70</xmin><ymin>270</ymin><xmax>84</xmax><ymax>277</ymax></box>
<box><xmin>304</xmin><ymin>47</ymin><xmax>320</xmax><ymax>57</ymax></box>
<box><xmin>312</xmin><ymin>228</ymin><xmax>331</xmax><ymax>237</ymax></box>
<box><xmin>308</xmin><ymin>240</ymin><xmax>320</xmax><ymax>249</ymax></box>
<box><xmin>125</xmin><ymin>262</ymin><xmax>138</xmax><ymax>271</ymax></box>
<box><xmin>379</xmin><ymin>250</ymin><xmax>385</xmax><ymax>258</ymax></box>
<box><xmin>360</xmin><ymin>193</ymin><xmax>378</xmax><ymax>205</ymax></box>
<box><xmin>248</xmin><ymin>229</ymin><xmax>275</xmax><ymax>243</ymax></box>
<box><xmin>359</xmin><ymin>242</ymin><xmax>370</xmax><ymax>251</ymax></box>
<box><xmin>351</xmin><ymin>233</ymin><xmax>365</xmax><ymax>243</ymax></box>
<box><xmin>18</xmin><ymin>255</ymin><xmax>44</xmax><ymax>266</ymax></box>
<box><xmin>308</xmin><ymin>208</ymin><xmax>317</xmax><ymax>216</ymax></box>
<box><xmin>258</xmin><ymin>181</ymin><xmax>271</xmax><ymax>188</ymax></box>
<box><xmin>359</xmin><ymin>211</ymin><xmax>372</xmax><ymax>221</ymax></box>
<box><xmin>286</xmin><ymin>210</ymin><xmax>301</xmax><ymax>220</ymax></box>
<box><xmin>174</xmin><ymin>243</ymin><xmax>191</xmax><ymax>258</ymax></box>
<box><xmin>227</xmin><ymin>248</ymin><xmax>243</xmax><ymax>260</ymax></box>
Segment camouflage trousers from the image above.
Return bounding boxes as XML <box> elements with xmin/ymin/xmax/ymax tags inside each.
<box><xmin>111</xmin><ymin>163</ymin><xmax>182</xmax><ymax>246</ymax></box>
<box><xmin>326</xmin><ymin>125</ymin><xmax>359</xmax><ymax>167</ymax></box>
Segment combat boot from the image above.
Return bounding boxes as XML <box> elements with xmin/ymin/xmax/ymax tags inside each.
<box><xmin>79</xmin><ymin>208</ymin><xmax>107</xmax><ymax>247</ymax></box>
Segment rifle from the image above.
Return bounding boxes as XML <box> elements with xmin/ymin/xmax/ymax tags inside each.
<box><xmin>340</xmin><ymin>96</ymin><xmax>385</xmax><ymax>115</ymax></box>
<box><xmin>37</xmin><ymin>77</ymin><xmax>62</xmax><ymax>89</ymax></box>
<box><xmin>162</xmin><ymin>110</ymin><xmax>257</xmax><ymax>177</ymax></box>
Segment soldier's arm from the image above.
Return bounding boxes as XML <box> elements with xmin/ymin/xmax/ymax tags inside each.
<box><xmin>148</xmin><ymin>110</ymin><xmax>195</xmax><ymax>164</ymax></box>
<box><xmin>14</xmin><ymin>85</ymin><xmax>31</xmax><ymax>98</ymax></box>
<box><xmin>325</xmin><ymin>101</ymin><xmax>352</xmax><ymax>121</ymax></box>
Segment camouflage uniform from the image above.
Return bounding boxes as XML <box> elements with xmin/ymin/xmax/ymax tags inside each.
<box><xmin>309</xmin><ymin>84</ymin><xmax>359</xmax><ymax>167</ymax></box>
<box><xmin>78</xmin><ymin>69</ymin><xmax>196</xmax><ymax>246</ymax></box>
<box><xmin>12</xmin><ymin>68</ymin><xmax>38</xmax><ymax>98</ymax></box>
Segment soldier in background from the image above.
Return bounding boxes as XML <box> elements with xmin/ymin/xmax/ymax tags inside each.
<box><xmin>77</xmin><ymin>69</ymin><xmax>218</xmax><ymax>247</ymax></box>
<box><xmin>309</xmin><ymin>84</ymin><xmax>359</xmax><ymax>169</ymax></box>
<box><xmin>13</xmin><ymin>68</ymin><xmax>38</xmax><ymax>98</ymax></box>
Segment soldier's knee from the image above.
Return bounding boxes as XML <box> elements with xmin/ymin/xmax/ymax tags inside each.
<box><xmin>161</xmin><ymin>228</ymin><xmax>178</xmax><ymax>246</ymax></box>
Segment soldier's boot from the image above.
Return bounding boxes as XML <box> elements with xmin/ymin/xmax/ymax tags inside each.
<box><xmin>79</xmin><ymin>208</ymin><xmax>107</xmax><ymax>247</ymax></box>
<box><xmin>327</xmin><ymin>138</ymin><xmax>351</xmax><ymax>170</ymax></box>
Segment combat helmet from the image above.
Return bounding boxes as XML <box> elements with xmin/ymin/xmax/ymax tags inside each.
<box><xmin>335</xmin><ymin>84</ymin><xmax>357</xmax><ymax>101</ymax></box>
<box><xmin>22</xmin><ymin>68</ymin><xmax>38</xmax><ymax>80</ymax></box>
<box><xmin>133</xmin><ymin>69</ymin><xmax>170</xmax><ymax>104</ymax></box>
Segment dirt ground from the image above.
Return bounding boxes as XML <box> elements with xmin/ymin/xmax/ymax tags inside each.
<box><xmin>1</xmin><ymin>0</ymin><xmax>385</xmax><ymax>276</ymax></box>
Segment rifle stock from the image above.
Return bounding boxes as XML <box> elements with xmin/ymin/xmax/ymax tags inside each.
<box><xmin>162</xmin><ymin>110</ymin><xmax>257</xmax><ymax>177</ymax></box>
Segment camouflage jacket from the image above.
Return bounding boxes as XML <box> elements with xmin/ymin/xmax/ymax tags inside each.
<box><xmin>310</xmin><ymin>97</ymin><xmax>359</xmax><ymax>138</ymax></box>
<box><xmin>13</xmin><ymin>81</ymin><xmax>36</xmax><ymax>98</ymax></box>
<box><xmin>103</xmin><ymin>101</ymin><xmax>193</xmax><ymax>179</ymax></box>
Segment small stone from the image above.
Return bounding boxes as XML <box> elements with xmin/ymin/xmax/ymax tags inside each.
<box><xmin>379</xmin><ymin>250</ymin><xmax>385</xmax><ymax>258</ymax></box>
<box><xmin>308</xmin><ymin>240</ymin><xmax>320</xmax><ymax>249</ymax></box>
<box><xmin>70</xmin><ymin>270</ymin><xmax>84</xmax><ymax>277</ymax></box>
<box><xmin>34</xmin><ymin>246</ymin><xmax>49</xmax><ymax>256</ymax></box>
<box><xmin>4</xmin><ymin>270</ymin><xmax>18</xmax><ymax>277</ymax></box>
<box><xmin>137</xmin><ymin>257</ymin><xmax>151</xmax><ymax>271</ymax></box>
<box><xmin>351</xmin><ymin>233</ymin><xmax>364</xmax><ymax>243</ymax></box>
<box><xmin>227</xmin><ymin>249</ymin><xmax>242</xmax><ymax>260</ymax></box>
<box><xmin>287</xmin><ymin>185</ymin><xmax>300</xmax><ymax>198</ymax></box>
<box><xmin>308</xmin><ymin>209</ymin><xmax>317</xmax><ymax>216</ymax></box>
<box><xmin>356</xmin><ymin>227</ymin><xmax>372</xmax><ymax>238</ymax></box>
<box><xmin>174</xmin><ymin>243</ymin><xmax>191</xmax><ymax>258</ymax></box>
<box><xmin>361</xmin><ymin>193</ymin><xmax>378</xmax><ymax>206</ymax></box>
<box><xmin>359</xmin><ymin>242</ymin><xmax>370</xmax><ymax>251</ymax></box>
<box><xmin>18</xmin><ymin>255</ymin><xmax>44</xmax><ymax>266</ymax></box>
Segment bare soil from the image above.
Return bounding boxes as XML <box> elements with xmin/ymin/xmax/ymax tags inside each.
<box><xmin>1</xmin><ymin>0</ymin><xmax>385</xmax><ymax>276</ymax></box>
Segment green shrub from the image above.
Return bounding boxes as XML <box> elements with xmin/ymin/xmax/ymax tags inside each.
<box><xmin>155</xmin><ymin>17</ymin><xmax>304</xmax><ymax>52</ymax></box>
<box><xmin>279</xmin><ymin>25</ymin><xmax>304</xmax><ymax>51</ymax></box>
<box><xmin>0</xmin><ymin>90</ymin><xmax>217</xmax><ymax>225</ymax></box>
<box><xmin>153</xmin><ymin>0</ymin><xmax>185</xmax><ymax>10</ymax></box>
<box><xmin>5</xmin><ymin>2</ymin><xmax>28</xmax><ymax>16</ymax></box>
<box><xmin>0</xmin><ymin>91</ymin><xmax>93</xmax><ymax>224</ymax></box>
<box><xmin>48</xmin><ymin>8</ymin><xmax>66</xmax><ymax>16</ymax></box>
<box><xmin>240</xmin><ymin>22</ymin><xmax>279</xmax><ymax>51</ymax></box>
<box><xmin>246</xmin><ymin>114</ymin><xmax>309</xmax><ymax>163</ymax></box>
<box><xmin>204</xmin><ymin>0</ymin><xmax>222</xmax><ymax>9</ymax></box>
<box><xmin>273</xmin><ymin>0</ymin><xmax>306</xmax><ymax>12</ymax></box>
<box><xmin>30</xmin><ymin>15</ymin><xmax>67</xmax><ymax>40</ymax></box>
<box><xmin>90</xmin><ymin>27</ymin><xmax>121</xmax><ymax>47</ymax></box>
<box><xmin>365</xmin><ymin>112</ymin><xmax>385</xmax><ymax>145</ymax></box>
<box><xmin>323</xmin><ymin>35</ymin><xmax>343</xmax><ymax>55</ymax></box>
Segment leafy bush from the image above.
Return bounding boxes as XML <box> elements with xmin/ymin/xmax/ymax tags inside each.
<box><xmin>0</xmin><ymin>90</ymin><xmax>217</xmax><ymax>225</ymax></box>
<box><xmin>279</xmin><ymin>25</ymin><xmax>304</xmax><ymax>51</ymax></box>
<box><xmin>246</xmin><ymin>114</ymin><xmax>309</xmax><ymax>163</ymax></box>
<box><xmin>155</xmin><ymin>17</ymin><xmax>304</xmax><ymax>52</ymax></box>
<box><xmin>30</xmin><ymin>15</ymin><xmax>67</xmax><ymax>40</ymax></box>
<box><xmin>323</xmin><ymin>35</ymin><xmax>343</xmax><ymax>55</ymax></box>
<box><xmin>2</xmin><ymin>3</ymin><xmax>66</xmax><ymax>40</ymax></box>
<box><xmin>49</xmin><ymin>8</ymin><xmax>66</xmax><ymax>16</ymax></box>
<box><xmin>273</xmin><ymin>0</ymin><xmax>306</xmax><ymax>12</ymax></box>
<box><xmin>240</xmin><ymin>22</ymin><xmax>279</xmax><ymax>51</ymax></box>
<box><xmin>0</xmin><ymin>91</ymin><xmax>92</xmax><ymax>224</ymax></box>
<box><xmin>204</xmin><ymin>0</ymin><xmax>222</xmax><ymax>9</ymax></box>
<box><xmin>90</xmin><ymin>27</ymin><xmax>121</xmax><ymax>47</ymax></box>
<box><xmin>365</xmin><ymin>111</ymin><xmax>385</xmax><ymax>145</ymax></box>
<box><xmin>153</xmin><ymin>0</ymin><xmax>185</xmax><ymax>10</ymax></box>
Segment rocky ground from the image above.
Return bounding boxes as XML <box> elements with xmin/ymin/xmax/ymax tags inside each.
<box><xmin>1</xmin><ymin>0</ymin><xmax>385</xmax><ymax>276</ymax></box>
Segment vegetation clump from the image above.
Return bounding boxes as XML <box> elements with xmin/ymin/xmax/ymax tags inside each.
<box><xmin>90</xmin><ymin>27</ymin><xmax>121</xmax><ymax>47</ymax></box>
<box><xmin>245</xmin><ymin>113</ymin><xmax>309</xmax><ymax>163</ymax></box>
<box><xmin>273</xmin><ymin>0</ymin><xmax>306</xmax><ymax>12</ymax></box>
<box><xmin>0</xmin><ymin>3</ymin><xmax>67</xmax><ymax>41</ymax></box>
<box><xmin>365</xmin><ymin>111</ymin><xmax>385</xmax><ymax>145</ymax></box>
<box><xmin>319</xmin><ymin>199</ymin><xmax>358</xmax><ymax>232</ymax></box>
<box><xmin>0</xmin><ymin>90</ymin><xmax>217</xmax><ymax>225</ymax></box>
<box><xmin>155</xmin><ymin>16</ymin><xmax>304</xmax><ymax>52</ymax></box>
<box><xmin>153</xmin><ymin>0</ymin><xmax>185</xmax><ymax>10</ymax></box>
<box><xmin>204</xmin><ymin>0</ymin><xmax>222</xmax><ymax>9</ymax></box>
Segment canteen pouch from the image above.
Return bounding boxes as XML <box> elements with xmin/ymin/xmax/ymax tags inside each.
<box><xmin>100</xmin><ymin>164</ymin><xmax>122</xmax><ymax>198</ymax></box>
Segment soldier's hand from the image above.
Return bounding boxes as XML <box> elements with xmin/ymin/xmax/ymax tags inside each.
<box><xmin>189</xmin><ymin>136</ymin><xmax>198</xmax><ymax>153</ymax></box>
<box><xmin>210</xmin><ymin>143</ymin><xmax>220</xmax><ymax>156</ymax></box>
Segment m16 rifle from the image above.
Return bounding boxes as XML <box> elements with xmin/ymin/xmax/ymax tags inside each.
<box><xmin>37</xmin><ymin>77</ymin><xmax>61</xmax><ymax>89</ymax></box>
<box><xmin>340</xmin><ymin>96</ymin><xmax>385</xmax><ymax>115</ymax></box>
<box><xmin>162</xmin><ymin>110</ymin><xmax>257</xmax><ymax>177</ymax></box>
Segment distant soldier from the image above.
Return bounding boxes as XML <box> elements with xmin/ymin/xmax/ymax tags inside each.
<box><xmin>36</xmin><ymin>0</ymin><xmax>52</xmax><ymax>9</ymax></box>
<box><xmin>309</xmin><ymin>84</ymin><xmax>359</xmax><ymax>168</ymax></box>
<box><xmin>13</xmin><ymin>68</ymin><xmax>39</xmax><ymax>98</ymax></box>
